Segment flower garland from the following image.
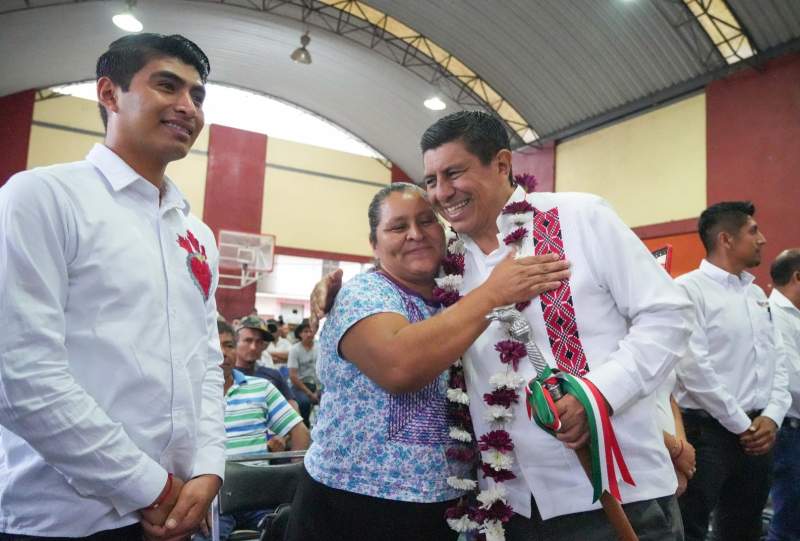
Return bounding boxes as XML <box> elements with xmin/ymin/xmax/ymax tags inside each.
<box><xmin>435</xmin><ymin>175</ymin><xmax>538</xmax><ymax>541</ymax></box>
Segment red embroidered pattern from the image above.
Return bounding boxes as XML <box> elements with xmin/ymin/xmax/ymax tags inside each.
<box><xmin>177</xmin><ymin>230</ymin><xmax>212</xmax><ymax>301</ymax></box>
<box><xmin>531</xmin><ymin>208</ymin><xmax>588</xmax><ymax>376</ymax></box>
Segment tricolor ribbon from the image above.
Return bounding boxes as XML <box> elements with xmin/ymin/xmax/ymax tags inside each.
<box><xmin>526</xmin><ymin>367</ymin><xmax>635</xmax><ymax>502</ymax></box>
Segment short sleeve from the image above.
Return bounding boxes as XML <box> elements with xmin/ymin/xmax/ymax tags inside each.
<box><xmin>327</xmin><ymin>272</ymin><xmax>409</xmax><ymax>354</ymax></box>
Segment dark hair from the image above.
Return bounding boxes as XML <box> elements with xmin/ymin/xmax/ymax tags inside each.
<box><xmin>367</xmin><ymin>182</ymin><xmax>428</xmax><ymax>246</ymax></box>
<box><xmin>698</xmin><ymin>201</ymin><xmax>756</xmax><ymax>253</ymax></box>
<box><xmin>294</xmin><ymin>321</ymin><xmax>311</xmax><ymax>340</ymax></box>
<box><xmin>420</xmin><ymin>111</ymin><xmax>513</xmax><ymax>185</ymax></box>
<box><xmin>217</xmin><ymin>320</ymin><xmax>234</xmax><ymax>337</ymax></box>
<box><xmin>770</xmin><ymin>249</ymin><xmax>800</xmax><ymax>287</ymax></box>
<box><xmin>96</xmin><ymin>33</ymin><xmax>210</xmax><ymax>128</ymax></box>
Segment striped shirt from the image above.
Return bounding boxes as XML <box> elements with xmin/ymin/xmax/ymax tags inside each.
<box><xmin>224</xmin><ymin>370</ymin><xmax>302</xmax><ymax>458</ymax></box>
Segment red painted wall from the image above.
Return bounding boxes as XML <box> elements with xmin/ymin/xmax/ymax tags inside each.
<box><xmin>707</xmin><ymin>52</ymin><xmax>800</xmax><ymax>288</ymax></box>
<box><xmin>203</xmin><ymin>124</ymin><xmax>268</xmax><ymax>320</ymax></box>
<box><xmin>512</xmin><ymin>141</ymin><xmax>555</xmax><ymax>192</ymax></box>
<box><xmin>391</xmin><ymin>164</ymin><xmax>413</xmax><ymax>183</ymax></box>
<box><xmin>0</xmin><ymin>90</ymin><xmax>35</xmax><ymax>188</ymax></box>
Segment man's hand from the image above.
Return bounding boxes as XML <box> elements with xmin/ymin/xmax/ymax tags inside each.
<box><xmin>664</xmin><ymin>433</ymin><xmax>696</xmax><ymax>496</ymax></box>
<box><xmin>140</xmin><ymin>475</ymin><xmax>185</xmax><ymax>540</ymax></box>
<box><xmin>310</xmin><ymin>269</ymin><xmax>343</xmax><ymax>332</ymax></box>
<box><xmin>268</xmin><ymin>435</ymin><xmax>287</xmax><ymax>452</ymax></box>
<box><xmin>141</xmin><ymin>474</ymin><xmax>221</xmax><ymax>541</ymax></box>
<box><xmin>555</xmin><ymin>394</ymin><xmax>589</xmax><ymax>449</ymax></box>
<box><xmin>309</xmin><ymin>391</ymin><xmax>320</xmax><ymax>405</ymax></box>
<box><xmin>739</xmin><ymin>416</ymin><xmax>778</xmax><ymax>455</ymax></box>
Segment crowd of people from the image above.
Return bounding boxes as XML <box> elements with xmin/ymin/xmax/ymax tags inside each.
<box><xmin>0</xmin><ymin>32</ymin><xmax>797</xmax><ymax>541</ymax></box>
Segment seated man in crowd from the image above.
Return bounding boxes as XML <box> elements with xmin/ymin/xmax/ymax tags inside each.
<box><xmin>288</xmin><ymin>321</ymin><xmax>320</xmax><ymax>426</ymax></box>
<box><xmin>198</xmin><ymin>321</ymin><xmax>310</xmax><ymax>541</ymax></box>
<box><xmin>234</xmin><ymin>316</ymin><xmax>299</xmax><ymax>411</ymax></box>
<box><xmin>266</xmin><ymin>318</ymin><xmax>293</xmax><ymax>365</ymax></box>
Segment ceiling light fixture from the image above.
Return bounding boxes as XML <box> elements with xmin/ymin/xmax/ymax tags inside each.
<box><xmin>112</xmin><ymin>0</ymin><xmax>143</xmax><ymax>33</ymax></box>
<box><xmin>290</xmin><ymin>32</ymin><xmax>312</xmax><ymax>65</ymax></box>
<box><xmin>423</xmin><ymin>97</ymin><xmax>446</xmax><ymax>111</ymax></box>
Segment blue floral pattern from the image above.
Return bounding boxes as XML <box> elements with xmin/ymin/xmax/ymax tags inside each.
<box><xmin>304</xmin><ymin>271</ymin><xmax>469</xmax><ymax>502</ymax></box>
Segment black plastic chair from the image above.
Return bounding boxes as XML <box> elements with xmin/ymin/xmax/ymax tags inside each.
<box><xmin>216</xmin><ymin>451</ymin><xmax>305</xmax><ymax>541</ymax></box>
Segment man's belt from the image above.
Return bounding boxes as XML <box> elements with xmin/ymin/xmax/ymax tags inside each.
<box><xmin>682</xmin><ymin>408</ymin><xmax>763</xmax><ymax>421</ymax></box>
<box><xmin>784</xmin><ymin>417</ymin><xmax>800</xmax><ymax>429</ymax></box>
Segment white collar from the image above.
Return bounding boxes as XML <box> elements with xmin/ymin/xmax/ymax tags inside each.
<box><xmin>86</xmin><ymin>144</ymin><xmax>190</xmax><ymax>215</ymax></box>
<box><xmin>770</xmin><ymin>288</ymin><xmax>800</xmax><ymax>316</ymax></box>
<box><xmin>699</xmin><ymin>259</ymin><xmax>754</xmax><ymax>289</ymax></box>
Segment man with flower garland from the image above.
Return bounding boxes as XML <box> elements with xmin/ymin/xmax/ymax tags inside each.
<box><xmin>0</xmin><ymin>34</ymin><xmax>224</xmax><ymax>540</ymax></box>
<box><xmin>312</xmin><ymin>110</ymin><xmax>693</xmax><ymax>540</ymax></box>
<box><xmin>418</xmin><ymin>111</ymin><xmax>695</xmax><ymax>540</ymax></box>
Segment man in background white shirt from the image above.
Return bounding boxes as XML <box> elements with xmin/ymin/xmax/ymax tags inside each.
<box><xmin>766</xmin><ymin>249</ymin><xmax>800</xmax><ymax>541</ymax></box>
<box><xmin>675</xmin><ymin>202</ymin><xmax>790</xmax><ymax>541</ymax></box>
<box><xmin>0</xmin><ymin>34</ymin><xmax>225</xmax><ymax>540</ymax></box>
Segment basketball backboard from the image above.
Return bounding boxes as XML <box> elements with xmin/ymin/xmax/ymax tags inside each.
<box><xmin>218</xmin><ymin>230</ymin><xmax>275</xmax><ymax>289</ymax></box>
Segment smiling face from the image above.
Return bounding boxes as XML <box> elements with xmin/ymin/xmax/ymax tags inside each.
<box><xmin>422</xmin><ymin>140</ymin><xmax>514</xmax><ymax>251</ymax></box>
<box><xmin>100</xmin><ymin>56</ymin><xmax>205</xmax><ymax>168</ymax></box>
<box><xmin>372</xmin><ymin>190</ymin><xmax>445</xmax><ymax>291</ymax></box>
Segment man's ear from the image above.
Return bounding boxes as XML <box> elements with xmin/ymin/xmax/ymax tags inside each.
<box><xmin>97</xmin><ymin>76</ymin><xmax>120</xmax><ymax>118</ymax></box>
<box><xmin>496</xmin><ymin>149</ymin><xmax>513</xmax><ymax>179</ymax></box>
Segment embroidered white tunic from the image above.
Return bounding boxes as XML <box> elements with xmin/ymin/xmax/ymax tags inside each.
<box><xmin>459</xmin><ymin>187</ymin><xmax>693</xmax><ymax>520</ymax></box>
<box><xmin>0</xmin><ymin>144</ymin><xmax>226</xmax><ymax>536</ymax></box>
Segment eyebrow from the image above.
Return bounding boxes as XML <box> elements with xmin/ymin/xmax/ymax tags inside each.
<box><xmin>150</xmin><ymin>70</ymin><xmax>206</xmax><ymax>100</ymax></box>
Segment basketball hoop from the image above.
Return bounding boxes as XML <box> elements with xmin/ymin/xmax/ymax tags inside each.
<box><xmin>217</xmin><ymin>230</ymin><xmax>275</xmax><ymax>289</ymax></box>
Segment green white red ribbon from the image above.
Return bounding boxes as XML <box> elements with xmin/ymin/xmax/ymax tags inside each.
<box><xmin>526</xmin><ymin>367</ymin><xmax>635</xmax><ymax>502</ymax></box>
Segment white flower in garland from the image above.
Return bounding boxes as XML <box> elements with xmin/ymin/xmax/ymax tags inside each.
<box><xmin>489</xmin><ymin>372</ymin><xmax>526</xmax><ymax>391</ymax></box>
<box><xmin>482</xmin><ymin>449</ymin><xmax>515</xmax><ymax>471</ymax></box>
<box><xmin>447</xmin><ymin>515</ymin><xmax>480</xmax><ymax>533</ymax></box>
<box><xmin>482</xmin><ymin>519</ymin><xmax>506</xmax><ymax>541</ymax></box>
<box><xmin>435</xmin><ymin>274</ymin><xmax>464</xmax><ymax>291</ymax></box>
<box><xmin>447</xmin><ymin>476</ymin><xmax>478</xmax><ymax>491</ymax></box>
<box><xmin>449</xmin><ymin>426</ymin><xmax>473</xmax><ymax>442</ymax></box>
<box><xmin>477</xmin><ymin>484</ymin><xmax>508</xmax><ymax>507</ymax></box>
<box><xmin>446</xmin><ymin>387</ymin><xmax>470</xmax><ymax>405</ymax></box>
<box><xmin>448</xmin><ymin>238</ymin><xmax>466</xmax><ymax>255</ymax></box>
<box><xmin>484</xmin><ymin>404</ymin><xmax>514</xmax><ymax>426</ymax></box>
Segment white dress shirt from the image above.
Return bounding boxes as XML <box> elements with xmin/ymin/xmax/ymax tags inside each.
<box><xmin>0</xmin><ymin>144</ymin><xmax>226</xmax><ymax>536</ymax></box>
<box><xmin>460</xmin><ymin>188</ymin><xmax>693</xmax><ymax>520</ymax></box>
<box><xmin>674</xmin><ymin>260</ymin><xmax>790</xmax><ymax>434</ymax></box>
<box><xmin>769</xmin><ymin>288</ymin><xmax>800</xmax><ymax>420</ymax></box>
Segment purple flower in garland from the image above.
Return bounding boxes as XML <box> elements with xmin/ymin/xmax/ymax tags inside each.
<box><xmin>433</xmin><ymin>286</ymin><xmax>461</xmax><ymax>306</ymax></box>
<box><xmin>442</xmin><ymin>252</ymin><xmax>465</xmax><ymax>275</ymax></box>
<box><xmin>494</xmin><ymin>339</ymin><xmax>526</xmax><ymax>370</ymax></box>
<box><xmin>449</xmin><ymin>370</ymin><xmax>466</xmax><ymax>391</ymax></box>
<box><xmin>515</xmin><ymin>300</ymin><xmax>531</xmax><ymax>312</ymax></box>
<box><xmin>448</xmin><ymin>404</ymin><xmax>473</xmax><ymax>426</ymax></box>
<box><xmin>446</xmin><ymin>445</ymin><xmax>477</xmax><ymax>462</ymax></box>
<box><xmin>478</xmin><ymin>429</ymin><xmax>515</xmax><ymax>452</ymax></box>
<box><xmin>503</xmin><ymin>226</ymin><xmax>527</xmax><ymax>246</ymax></box>
<box><xmin>514</xmin><ymin>173</ymin><xmax>538</xmax><ymax>193</ymax></box>
<box><xmin>483</xmin><ymin>388</ymin><xmax>519</xmax><ymax>407</ymax></box>
<box><xmin>501</xmin><ymin>200</ymin><xmax>534</xmax><ymax>215</ymax></box>
<box><xmin>485</xmin><ymin>499</ymin><xmax>516</xmax><ymax>522</ymax></box>
<box><xmin>481</xmin><ymin>463</ymin><xmax>517</xmax><ymax>482</ymax></box>
<box><xmin>445</xmin><ymin>499</ymin><xmax>471</xmax><ymax>519</ymax></box>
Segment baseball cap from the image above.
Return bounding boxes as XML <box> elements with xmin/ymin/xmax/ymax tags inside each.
<box><xmin>237</xmin><ymin>316</ymin><xmax>274</xmax><ymax>342</ymax></box>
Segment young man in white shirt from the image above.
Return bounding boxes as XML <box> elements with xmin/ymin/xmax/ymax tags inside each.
<box><xmin>0</xmin><ymin>34</ymin><xmax>225</xmax><ymax>540</ymax></box>
<box><xmin>674</xmin><ymin>202</ymin><xmax>790</xmax><ymax>541</ymax></box>
<box><xmin>765</xmin><ymin>249</ymin><xmax>800</xmax><ymax>541</ymax></box>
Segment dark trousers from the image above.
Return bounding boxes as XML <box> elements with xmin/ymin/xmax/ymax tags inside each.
<box><xmin>284</xmin><ymin>466</ymin><xmax>458</xmax><ymax>541</ymax></box>
<box><xmin>0</xmin><ymin>524</ymin><xmax>141</xmax><ymax>541</ymax></box>
<box><xmin>678</xmin><ymin>411</ymin><xmax>773</xmax><ymax>541</ymax></box>
<box><xmin>766</xmin><ymin>418</ymin><xmax>800</xmax><ymax>541</ymax></box>
<box><xmin>506</xmin><ymin>494</ymin><xmax>683</xmax><ymax>541</ymax></box>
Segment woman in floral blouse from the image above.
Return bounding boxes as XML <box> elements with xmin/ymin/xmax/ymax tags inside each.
<box><xmin>285</xmin><ymin>183</ymin><xmax>566</xmax><ymax>541</ymax></box>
